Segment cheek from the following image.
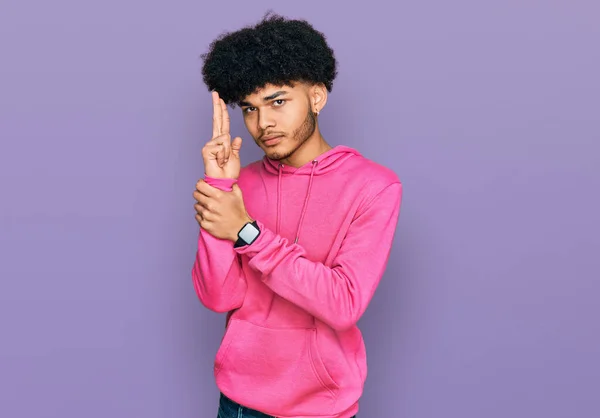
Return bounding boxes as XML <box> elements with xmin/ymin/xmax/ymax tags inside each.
<box><xmin>243</xmin><ymin>117</ymin><xmax>258</xmax><ymax>137</ymax></box>
<box><xmin>280</xmin><ymin>107</ymin><xmax>302</xmax><ymax>129</ymax></box>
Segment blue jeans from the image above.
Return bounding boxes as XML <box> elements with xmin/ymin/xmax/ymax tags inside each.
<box><xmin>217</xmin><ymin>393</ymin><xmax>356</xmax><ymax>418</ymax></box>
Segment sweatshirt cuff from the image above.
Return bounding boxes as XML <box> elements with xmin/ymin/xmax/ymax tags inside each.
<box><xmin>204</xmin><ymin>176</ymin><xmax>237</xmax><ymax>191</ymax></box>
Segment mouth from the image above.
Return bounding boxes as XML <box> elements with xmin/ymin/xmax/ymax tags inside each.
<box><xmin>261</xmin><ymin>135</ymin><xmax>283</xmax><ymax>146</ymax></box>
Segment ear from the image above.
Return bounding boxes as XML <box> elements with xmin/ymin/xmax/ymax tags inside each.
<box><xmin>310</xmin><ymin>83</ymin><xmax>328</xmax><ymax>116</ymax></box>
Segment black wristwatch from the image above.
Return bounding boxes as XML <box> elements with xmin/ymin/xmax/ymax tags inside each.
<box><xmin>234</xmin><ymin>220</ymin><xmax>260</xmax><ymax>248</ymax></box>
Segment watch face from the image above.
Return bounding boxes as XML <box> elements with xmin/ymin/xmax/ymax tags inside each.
<box><xmin>239</xmin><ymin>223</ymin><xmax>259</xmax><ymax>243</ymax></box>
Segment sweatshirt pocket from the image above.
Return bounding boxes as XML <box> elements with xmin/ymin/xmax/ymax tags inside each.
<box><xmin>214</xmin><ymin>318</ymin><xmax>339</xmax><ymax>416</ymax></box>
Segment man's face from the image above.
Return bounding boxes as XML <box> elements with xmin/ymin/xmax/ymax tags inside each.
<box><xmin>239</xmin><ymin>82</ymin><xmax>317</xmax><ymax>161</ymax></box>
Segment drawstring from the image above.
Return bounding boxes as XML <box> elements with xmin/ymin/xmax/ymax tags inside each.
<box><xmin>295</xmin><ymin>160</ymin><xmax>317</xmax><ymax>244</ymax></box>
<box><xmin>277</xmin><ymin>163</ymin><xmax>283</xmax><ymax>234</ymax></box>
<box><xmin>275</xmin><ymin>160</ymin><xmax>318</xmax><ymax>244</ymax></box>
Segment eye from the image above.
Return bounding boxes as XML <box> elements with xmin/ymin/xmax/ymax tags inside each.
<box><xmin>243</xmin><ymin>106</ymin><xmax>256</xmax><ymax>114</ymax></box>
<box><xmin>273</xmin><ymin>99</ymin><xmax>286</xmax><ymax>107</ymax></box>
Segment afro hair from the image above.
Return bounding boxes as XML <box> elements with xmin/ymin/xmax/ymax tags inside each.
<box><xmin>200</xmin><ymin>11</ymin><xmax>338</xmax><ymax>107</ymax></box>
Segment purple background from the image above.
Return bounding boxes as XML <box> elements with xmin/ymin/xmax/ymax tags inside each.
<box><xmin>1</xmin><ymin>1</ymin><xmax>599</xmax><ymax>417</ymax></box>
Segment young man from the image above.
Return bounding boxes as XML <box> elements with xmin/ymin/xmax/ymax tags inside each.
<box><xmin>192</xmin><ymin>13</ymin><xmax>402</xmax><ymax>418</ymax></box>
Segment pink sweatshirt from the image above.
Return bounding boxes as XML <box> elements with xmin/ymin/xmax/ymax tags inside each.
<box><xmin>192</xmin><ymin>145</ymin><xmax>402</xmax><ymax>418</ymax></box>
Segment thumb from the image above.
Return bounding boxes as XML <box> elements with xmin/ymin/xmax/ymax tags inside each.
<box><xmin>231</xmin><ymin>183</ymin><xmax>244</xmax><ymax>199</ymax></box>
<box><xmin>231</xmin><ymin>137</ymin><xmax>243</xmax><ymax>157</ymax></box>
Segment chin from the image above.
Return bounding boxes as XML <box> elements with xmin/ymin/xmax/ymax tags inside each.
<box><xmin>264</xmin><ymin>144</ymin><xmax>293</xmax><ymax>161</ymax></box>
<box><xmin>265</xmin><ymin>150</ymin><xmax>285</xmax><ymax>161</ymax></box>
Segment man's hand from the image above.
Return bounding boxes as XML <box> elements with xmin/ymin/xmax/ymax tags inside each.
<box><xmin>202</xmin><ymin>91</ymin><xmax>243</xmax><ymax>179</ymax></box>
<box><xmin>193</xmin><ymin>180</ymin><xmax>252</xmax><ymax>242</ymax></box>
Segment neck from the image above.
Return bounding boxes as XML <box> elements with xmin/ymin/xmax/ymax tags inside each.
<box><xmin>280</xmin><ymin>129</ymin><xmax>332</xmax><ymax>168</ymax></box>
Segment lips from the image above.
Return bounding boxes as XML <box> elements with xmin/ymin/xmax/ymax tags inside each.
<box><xmin>262</xmin><ymin>135</ymin><xmax>283</xmax><ymax>146</ymax></box>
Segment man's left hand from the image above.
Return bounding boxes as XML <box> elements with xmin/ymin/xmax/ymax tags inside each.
<box><xmin>193</xmin><ymin>180</ymin><xmax>252</xmax><ymax>242</ymax></box>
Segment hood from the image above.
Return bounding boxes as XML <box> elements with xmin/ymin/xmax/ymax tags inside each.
<box><xmin>262</xmin><ymin>145</ymin><xmax>361</xmax><ymax>176</ymax></box>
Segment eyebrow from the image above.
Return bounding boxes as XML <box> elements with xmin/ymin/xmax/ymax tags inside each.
<box><xmin>239</xmin><ymin>90</ymin><xmax>289</xmax><ymax>107</ymax></box>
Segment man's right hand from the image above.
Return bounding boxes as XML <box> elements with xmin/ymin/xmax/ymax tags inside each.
<box><xmin>202</xmin><ymin>91</ymin><xmax>243</xmax><ymax>179</ymax></box>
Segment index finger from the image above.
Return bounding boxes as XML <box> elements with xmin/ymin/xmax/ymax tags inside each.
<box><xmin>220</xmin><ymin>98</ymin><xmax>230</xmax><ymax>135</ymax></box>
<box><xmin>212</xmin><ymin>91</ymin><xmax>222</xmax><ymax>138</ymax></box>
<box><xmin>196</xmin><ymin>179</ymin><xmax>219</xmax><ymax>197</ymax></box>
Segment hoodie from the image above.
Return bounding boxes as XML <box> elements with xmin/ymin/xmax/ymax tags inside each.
<box><xmin>192</xmin><ymin>145</ymin><xmax>402</xmax><ymax>418</ymax></box>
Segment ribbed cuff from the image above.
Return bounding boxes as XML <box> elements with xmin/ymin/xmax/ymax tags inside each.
<box><xmin>204</xmin><ymin>176</ymin><xmax>237</xmax><ymax>191</ymax></box>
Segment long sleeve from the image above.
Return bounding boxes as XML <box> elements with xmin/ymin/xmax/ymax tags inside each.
<box><xmin>191</xmin><ymin>177</ymin><xmax>246</xmax><ymax>313</ymax></box>
<box><xmin>234</xmin><ymin>182</ymin><xmax>402</xmax><ymax>331</ymax></box>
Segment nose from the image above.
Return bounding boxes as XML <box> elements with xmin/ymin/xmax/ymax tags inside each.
<box><xmin>257</xmin><ymin>108</ymin><xmax>275</xmax><ymax>132</ymax></box>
